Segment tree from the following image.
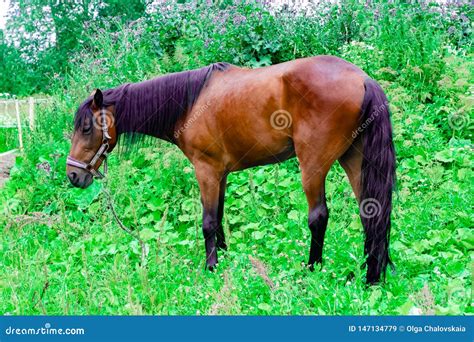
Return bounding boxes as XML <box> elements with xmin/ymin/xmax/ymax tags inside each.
<box><xmin>1</xmin><ymin>0</ymin><xmax>150</xmax><ymax>95</ymax></box>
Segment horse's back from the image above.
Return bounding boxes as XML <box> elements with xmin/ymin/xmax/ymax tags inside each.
<box><xmin>177</xmin><ymin>56</ymin><xmax>367</xmax><ymax>171</ymax></box>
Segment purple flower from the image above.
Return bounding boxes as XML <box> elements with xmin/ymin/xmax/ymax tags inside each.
<box><xmin>233</xmin><ymin>14</ymin><xmax>247</xmax><ymax>26</ymax></box>
<box><xmin>36</xmin><ymin>162</ymin><xmax>51</xmax><ymax>175</ymax></box>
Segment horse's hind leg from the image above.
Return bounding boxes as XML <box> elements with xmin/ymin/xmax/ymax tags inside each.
<box><xmin>296</xmin><ymin>149</ymin><xmax>332</xmax><ymax>270</ymax></box>
<box><xmin>216</xmin><ymin>175</ymin><xmax>228</xmax><ymax>250</ymax></box>
<box><xmin>305</xmin><ymin>179</ymin><xmax>329</xmax><ymax>270</ymax></box>
<box><xmin>338</xmin><ymin>138</ymin><xmax>363</xmax><ymax>201</ymax></box>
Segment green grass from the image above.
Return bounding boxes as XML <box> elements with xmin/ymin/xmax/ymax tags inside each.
<box><xmin>0</xmin><ymin>128</ymin><xmax>18</xmax><ymax>153</ymax></box>
<box><xmin>0</xmin><ymin>133</ymin><xmax>472</xmax><ymax>315</ymax></box>
<box><xmin>0</xmin><ymin>1</ymin><xmax>472</xmax><ymax>315</ymax></box>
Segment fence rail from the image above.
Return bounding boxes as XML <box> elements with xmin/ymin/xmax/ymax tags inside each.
<box><xmin>0</xmin><ymin>98</ymin><xmax>49</xmax><ymax>150</ymax></box>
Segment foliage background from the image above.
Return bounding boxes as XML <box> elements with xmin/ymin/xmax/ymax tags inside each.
<box><xmin>0</xmin><ymin>0</ymin><xmax>472</xmax><ymax>315</ymax></box>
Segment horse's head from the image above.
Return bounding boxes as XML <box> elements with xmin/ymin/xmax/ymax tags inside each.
<box><xmin>66</xmin><ymin>89</ymin><xmax>117</xmax><ymax>188</ymax></box>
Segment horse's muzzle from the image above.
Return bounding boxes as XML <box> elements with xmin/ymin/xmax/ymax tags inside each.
<box><xmin>67</xmin><ymin>169</ymin><xmax>93</xmax><ymax>189</ymax></box>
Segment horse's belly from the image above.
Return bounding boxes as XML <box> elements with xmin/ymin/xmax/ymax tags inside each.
<box><xmin>233</xmin><ymin>144</ymin><xmax>296</xmax><ymax>171</ymax></box>
<box><xmin>223</xmin><ymin>132</ymin><xmax>295</xmax><ymax>171</ymax></box>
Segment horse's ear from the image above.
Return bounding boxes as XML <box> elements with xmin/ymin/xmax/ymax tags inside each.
<box><xmin>92</xmin><ymin>89</ymin><xmax>103</xmax><ymax>109</ymax></box>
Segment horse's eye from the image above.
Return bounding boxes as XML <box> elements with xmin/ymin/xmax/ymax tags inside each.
<box><xmin>81</xmin><ymin>115</ymin><xmax>94</xmax><ymax>134</ymax></box>
<box><xmin>83</xmin><ymin>121</ymin><xmax>92</xmax><ymax>134</ymax></box>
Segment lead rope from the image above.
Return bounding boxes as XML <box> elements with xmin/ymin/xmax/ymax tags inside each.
<box><xmin>102</xmin><ymin>176</ymin><xmax>148</xmax><ymax>266</ymax></box>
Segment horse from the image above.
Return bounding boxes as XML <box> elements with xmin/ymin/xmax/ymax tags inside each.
<box><xmin>66</xmin><ymin>55</ymin><xmax>395</xmax><ymax>284</ymax></box>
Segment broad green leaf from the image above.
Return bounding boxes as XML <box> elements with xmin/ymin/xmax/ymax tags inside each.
<box><xmin>258</xmin><ymin>303</ymin><xmax>271</xmax><ymax>312</ymax></box>
<box><xmin>434</xmin><ymin>150</ymin><xmax>454</xmax><ymax>163</ymax></box>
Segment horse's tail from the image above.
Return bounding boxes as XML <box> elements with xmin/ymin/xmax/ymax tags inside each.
<box><xmin>359</xmin><ymin>78</ymin><xmax>396</xmax><ymax>284</ymax></box>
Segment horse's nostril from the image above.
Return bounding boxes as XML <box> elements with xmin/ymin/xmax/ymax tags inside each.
<box><xmin>68</xmin><ymin>171</ymin><xmax>77</xmax><ymax>182</ymax></box>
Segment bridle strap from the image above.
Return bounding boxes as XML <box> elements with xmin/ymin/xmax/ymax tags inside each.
<box><xmin>66</xmin><ymin>155</ymin><xmax>107</xmax><ymax>178</ymax></box>
<box><xmin>66</xmin><ymin>107</ymin><xmax>111</xmax><ymax>179</ymax></box>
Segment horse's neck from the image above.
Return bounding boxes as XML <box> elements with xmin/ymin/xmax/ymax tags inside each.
<box><xmin>115</xmin><ymin>79</ymin><xmax>179</xmax><ymax>143</ymax></box>
<box><xmin>113</xmin><ymin>64</ymin><xmax>221</xmax><ymax>143</ymax></box>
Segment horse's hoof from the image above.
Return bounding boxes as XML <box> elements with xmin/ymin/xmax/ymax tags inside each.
<box><xmin>346</xmin><ymin>271</ymin><xmax>355</xmax><ymax>282</ymax></box>
<box><xmin>308</xmin><ymin>260</ymin><xmax>323</xmax><ymax>272</ymax></box>
<box><xmin>217</xmin><ymin>243</ymin><xmax>227</xmax><ymax>251</ymax></box>
<box><xmin>206</xmin><ymin>264</ymin><xmax>217</xmax><ymax>272</ymax></box>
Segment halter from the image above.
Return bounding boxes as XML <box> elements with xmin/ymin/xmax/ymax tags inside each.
<box><xmin>66</xmin><ymin>107</ymin><xmax>112</xmax><ymax>179</ymax></box>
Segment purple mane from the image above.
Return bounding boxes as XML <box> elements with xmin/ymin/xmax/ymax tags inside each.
<box><xmin>74</xmin><ymin>62</ymin><xmax>230</xmax><ymax>143</ymax></box>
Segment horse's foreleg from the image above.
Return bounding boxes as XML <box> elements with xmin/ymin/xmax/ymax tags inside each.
<box><xmin>194</xmin><ymin>161</ymin><xmax>226</xmax><ymax>270</ymax></box>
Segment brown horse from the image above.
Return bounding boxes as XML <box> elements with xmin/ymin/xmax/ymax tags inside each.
<box><xmin>67</xmin><ymin>56</ymin><xmax>395</xmax><ymax>284</ymax></box>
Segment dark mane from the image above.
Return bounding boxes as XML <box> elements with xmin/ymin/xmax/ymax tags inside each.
<box><xmin>74</xmin><ymin>62</ymin><xmax>230</xmax><ymax>142</ymax></box>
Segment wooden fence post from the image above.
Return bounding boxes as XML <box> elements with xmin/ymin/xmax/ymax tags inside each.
<box><xmin>15</xmin><ymin>100</ymin><xmax>24</xmax><ymax>150</ymax></box>
<box><xmin>28</xmin><ymin>97</ymin><xmax>35</xmax><ymax>130</ymax></box>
